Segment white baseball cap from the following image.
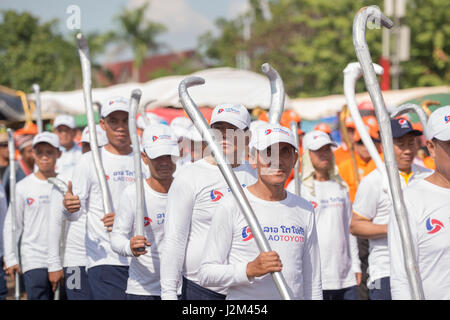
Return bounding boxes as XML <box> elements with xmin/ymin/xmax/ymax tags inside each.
<box><xmin>53</xmin><ymin>115</ymin><xmax>76</xmax><ymax>129</ymax></box>
<box><xmin>210</xmin><ymin>103</ymin><xmax>251</xmax><ymax>130</ymax></box>
<box><xmin>250</xmin><ymin>123</ymin><xmax>297</xmax><ymax>151</ymax></box>
<box><xmin>426</xmin><ymin>105</ymin><xmax>450</xmax><ymax>141</ymax></box>
<box><xmin>102</xmin><ymin>96</ymin><xmax>129</xmax><ymax>118</ymax></box>
<box><xmin>170</xmin><ymin>117</ymin><xmax>193</xmax><ymax>139</ymax></box>
<box><xmin>137</xmin><ymin>112</ymin><xmax>168</xmax><ymax>129</ymax></box>
<box><xmin>32</xmin><ymin>132</ymin><xmax>60</xmax><ymax>149</ymax></box>
<box><xmin>142</xmin><ymin>124</ymin><xmax>180</xmax><ymax>159</ymax></box>
<box><xmin>302</xmin><ymin>130</ymin><xmax>337</xmax><ymax>151</ymax></box>
<box><xmin>81</xmin><ymin>125</ymin><xmax>108</xmax><ymax>147</ymax></box>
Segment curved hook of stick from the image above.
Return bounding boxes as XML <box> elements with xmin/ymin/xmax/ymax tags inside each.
<box><xmin>339</xmin><ymin>105</ymin><xmax>360</xmax><ymax>186</ymax></box>
<box><xmin>420</xmin><ymin>100</ymin><xmax>440</xmax><ymax>117</ymax></box>
<box><xmin>77</xmin><ymin>32</ymin><xmax>112</xmax><ymax>215</ymax></box>
<box><xmin>353</xmin><ymin>6</ymin><xmax>425</xmax><ymax>300</ymax></box>
<box><xmin>261</xmin><ymin>63</ymin><xmax>285</xmax><ymax>124</ymax></box>
<box><xmin>343</xmin><ymin>61</ymin><xmax>384</xmax><ymax>171</ymax></box>
<box><xmin>128</xmin><ymin>89</ymin><xmax>146</xmax><ymax>246</ymax></box>
<box><xmin>139</xmin><ymin>99</ymin><xmax>157</xmax><ymax>127</ymax></box>
<box><xmin>289</xmin><ymin>121</ymin><xmax>301</xmax><ymax>196</ymax></box>
<box><xmin>48</xmin><ymin>177</ymin><xmax>69</xmax><ymax>194</ymax></box>
<box><xmin>389</xmin><ymin>103</ymin><xmax>430</xmax><ymax>139</ymax></box>
<box><xmin>179</xmin><ymin>76</ymin><xmax>293</xmax><ymax>300</ymax></box>
<box><xmin>32</xmin><ymin>84</ymin><xmax>43</xmax><ymax>133</ymax></box>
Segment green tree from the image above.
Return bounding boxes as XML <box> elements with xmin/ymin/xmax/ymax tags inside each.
<box><xmin>0</xmin><ymin>10</ymin><xmax>80</xmax><ymax>92</ymax></box>
<box><xmin>0</xmin><ymin>10</ymin><xmax>112</xmax><ymax>92</ymax></box>
<box><xmin>199</xmin><ymin>0</ymin><xmax>448</xmax><ymax>97</ymax></box>
<box><xmin>402</xmin><ymin>0</ymin><xmax>450</xmax><ymax>87</ymax></box>
<box><xmin>110</xmin><ymin>3</ymin><xmax>167</xmax><ymax>81</ymax></box>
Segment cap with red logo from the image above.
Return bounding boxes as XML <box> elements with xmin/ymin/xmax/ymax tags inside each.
<box><xmin>302</xmin><ymin>130</ymin><xmax>337</xmax><ymax>151</ymax></box>
<box><xmin>250</xmin><ymin>123</ymin><xmax>297</xmax><ymax>151</ymax></box>
<box><xmin>101</xmin><ymin>96</ymin><xmax>129</xmax><ymax>118</ymax></box>
<box><xmin>210</xmin><ymin>103</ymin><xmax>251</xmax><ymax>130</ymax></box>
<box><xmin>391</xmin><ymin>117</ymin><xmax>422</xmax><ymax>139</ymax></box>
<box><xmin>32</xmin><ymin>132</ymin><xmax>60</xmax><ymax>149</ymax></box>
<box><xmin>142</xmin><ymin>124</ymin><xmax>180</xmax><ymax>159</ymax></box>
<box><xmin>53</xmin><ymin>114</ymin><xmax>76</xmax><ymax>129</ymax></box>
<box><xmin>426</xmin><ymin>105</ymin><xmax>450</xmax><ymax>141</ymax></box>
<box><xmin>81</xmin><ymin>124</ymin><xmax>108</xmax><ymax>147</ymax></box>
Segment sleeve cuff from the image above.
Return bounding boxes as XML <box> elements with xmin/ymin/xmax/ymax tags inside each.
<box><xmin>235</xmin><ymin>262</ymin><xmax>254</xmax><ymax>285</ymax></box>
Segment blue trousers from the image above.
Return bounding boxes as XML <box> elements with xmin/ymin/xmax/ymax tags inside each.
<box><xmin>23</xmin><ymin>268</ymin><xmax>53</xmax><ymax>300</ymax></box>
<box><xmin>126</xmin><ymin>293</ymin><xmax>161</xmax><ymax>300</ymax></box>
<box><xmin>87</xmin><ymin>265</ymin><xmax>129</xmax><ymax>300</ymax></box>
<box><xmin>323</xmin><ymin>285</ymin><xmax>359</xmax><ymax>300</ymax></box>
<box><xmin>181</xmin><ymin>276</ymin><xmax>226</xmax><ymax>300</ymax></box>
<box><xmin>64</xmin><ymin>266</ymin><xmax>92</xmax><ymax>300</ymax></box>
<box><xmin>0</xmin><ymin>261</ymin><xmax>7</xmax><ymax>300</ymax></box>
<box><xmin>369</xmin><ymin>277</ymin><xmax>392</xmax><ymax>300</ymax></box>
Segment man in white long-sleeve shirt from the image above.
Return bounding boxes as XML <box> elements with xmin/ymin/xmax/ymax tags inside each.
<box><xmin>4</xmin><ymin>132</ymin><xmax>61</xmax><ymax>300</ymax></box>
<box><xmin>53</xmin><ymin>115</ymin><xmax>82</xmax><ymax>174</ymax></box>
<box><xmin>160</xmin><ymin>103</ymin><xmax>257</xmax><ymax>300</ymax></box>
<box><xmin>389</xmin><ymin>106</ymin><xmax>450</xmax><ymax>299</ymax></box>
<box><xmin>63</xmin><ymin>96</ymin><xmax>136</xmax><ymax>300</ymax></box>
<box><xmin>47</xmin><ymin>125</ymin><xmax>108</xmax><ymax>300</ymax></box>
<box><xmin>111</xmin><ymin>124</ymin><xmax>180</xmax><ymax>300</ymax></box>
<box><xmin>287</xmin><ymin>130</ymin><xmax>361</xmax><ymax>299</ymax></box>
<box><xmin>350</xmin><ymin>118</ymin><xmax>432</xmax><ymax>300</ymax></box>
<box><xmin>0</xmin><ymin>184</ymin><xmax>8</xmax><ymax>300</ymax></box>
<box><xmin>199</xmin><ymin>123</ymin><xmax>322</xmax><ymax>300</ymax></box>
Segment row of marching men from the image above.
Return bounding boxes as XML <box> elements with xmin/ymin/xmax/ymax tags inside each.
<box><xmin>0</xmin><ymin>96</ymin><xmax>449</xmax><ymax>300</ymax></box>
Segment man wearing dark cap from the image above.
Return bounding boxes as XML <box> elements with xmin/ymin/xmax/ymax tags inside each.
<box><xmin>2</xmin><ymin>134</ymin><xmax>35</xmax><ymax>203</ymax></box>
<box><xmin>350</xmin><ymin>118</ymin><xmax>432</xmax><ymax>300</ymax></box>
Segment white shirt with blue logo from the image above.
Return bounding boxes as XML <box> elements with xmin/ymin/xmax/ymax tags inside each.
<box><xmin>70</xmin><ymin>147</ymin><xmax>135</xmax><ymax>269</ymax></box>
<box><xmin>389</xmin><ymin>179</ymin><xmax>450</xmax><ymax>299</ymax></box>
<box><xmin>352</xmin><ymin>164</ymin><xmax>432</xmax><ymax>285</ymax></box>
<box><xmin>3</xmin><ymin>173</ymin><xmax>53</xmax><ymax>273</ymax></box>
<box><xmin>160</xmin><ymin>158</ymin><xmax>257</xmax><ymax>300</ymax></box>
<box><xmin>289</xmin><ymin>180</ymin><xmax>361</xmax><ymax>290</ymax></box>
<box><xmin>111</xmin><ymin>181</ymin><xmax>175</xmax><ymax>296</ymax></box>
<box><xmin>55</xmin><ymin>142</ymin><xmax>82</xmax><ymax>174</ymax></box>
<box><xmin>47</xmin><ymin>168</ymin><xmax>88</xmax><ymax>272</ymax></box>
<box><xmin>0</xmin><ymin>184</ymin><xmax>8</xmax><ymax>259</ymax></box>
<box><xmin>199</xmin><ymin>189</ymin><xmax>322</xmax><ymax>300</ymax></box>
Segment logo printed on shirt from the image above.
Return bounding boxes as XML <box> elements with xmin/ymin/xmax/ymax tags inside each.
<box><xmin>311</xmin><ymin>201</ymin><xmax>318</xmax><ymax>209</ymax></box>
<box><xmin>242</xmin><ymin>226</ymin><xmax>253</xmax><ymax>241</ymax></box>
<box><xmin>426</xmin><ymin>217</ymin><xmax>444</xmax><ymax>234</ymax></box>
<box><xmin>210</xmin><ymin>190</ymin><xmax>223</xmax><ymax>202</ymax></box>
<box><xmin>144</xmin><ymin>217</ymin><xmax>152</xmax><ymax>227</ymax></box>
<box><xmin>265</xmin><ymin>129</ymin><xmax>272</xmax><ymax>135</ymax></box>
<box><xmin>152</xmin><ymin>136</ymin><xmax>158</xmax><ymax>142</ymax></box>
<box><xmin>105</xmin><ymin>174</ymin><xmax>110</xmax><ymax>181</ymax></box>
<box><xmin>218</xmin><ymin>108</ymin><xmax>225</xmax><ymax>114</ymax></box>
<box><xmin>26</xmin><ymin>198</ymin><xmax>34</xmax><ymax>206</ymax></box>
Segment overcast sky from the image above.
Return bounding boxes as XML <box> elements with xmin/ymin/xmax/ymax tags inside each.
<box><xmin>1</xmin><ymin>0</ymin><xmax>250</xmax><ymax>61</ymax></box>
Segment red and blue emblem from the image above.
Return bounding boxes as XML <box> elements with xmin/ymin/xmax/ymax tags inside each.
<box><xmin>445</xmin><ymin>115</ymin><xmax>450</xmax><ymax>124</ymax></box>
<box><xmin>26</xmin><ymin>198</ymin><xmax>34</xmax><ymax>206</ymax></box>
<box><xmin>265</xmin><ymin>129</ymin><xmax>272</xmax><ymax>135</ymax></box>
<box><xmin>144</xmin><ymin>217</ymin><xmax>152</xmax><ymax>227</ymax></box>
<box><xmin>242</xmin><ymin>226</ymin><xmax>253</xmax><ymax>241</ymax></box>
<box><xmin>426</xmin><ymin>218</ymin><xmax>444</xmax><ymax>234</ymax></box>
<box><xmin>210</xmin><ymin>190</ymin><xmax>223</xmax><ymax>202</ymax></box>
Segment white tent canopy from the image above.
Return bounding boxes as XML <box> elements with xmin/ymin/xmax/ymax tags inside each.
<box><xmin>31</xmin><ymin>66</ymin><xmax>448</xmax><ymax>121</ymax></box>
<box><xmin>32</xmin><ymin>67</ymin><xmax>291</xmax><ymax>117</ymax></box>
<box><xmin>290</xmin><ymin>86</ymin><xmax>449</xmax><ymax>120</ymax></box>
